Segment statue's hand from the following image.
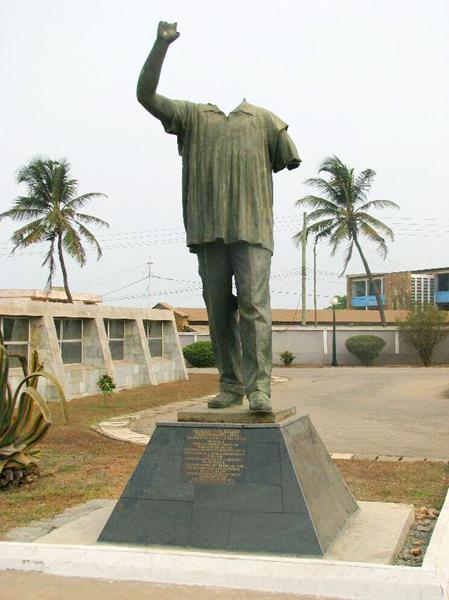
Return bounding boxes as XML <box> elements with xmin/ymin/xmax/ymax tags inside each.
<box><xmin>157</xmin><ymin>21</ymin><xmax>180</xmax><ymax>44</ymax></box>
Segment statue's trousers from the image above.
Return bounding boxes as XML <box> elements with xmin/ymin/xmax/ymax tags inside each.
<box><xmin>197</xmin><ymin>241</ymin><xmax>272</xmax><ymax>397</ymax></box>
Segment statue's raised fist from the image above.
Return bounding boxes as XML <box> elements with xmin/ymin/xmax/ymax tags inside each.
<box><xmin>157</xmin><ymin>21</ymin><xmax>180</xmax><ymax>44</ymax></box>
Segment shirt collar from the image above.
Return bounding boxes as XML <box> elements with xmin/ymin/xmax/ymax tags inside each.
<box><xmin>201</xmin><ymin>99</ymin><xmax>254</xmax><ymax>116</ymax></box>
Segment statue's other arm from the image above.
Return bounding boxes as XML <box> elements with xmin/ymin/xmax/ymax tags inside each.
<box><xmin>136</xmin><ymin>21</ymin><xmax>180</xmax><ymax>121</ymax></box>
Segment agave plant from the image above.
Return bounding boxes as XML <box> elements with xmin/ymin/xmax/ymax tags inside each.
<box><xmin>0</xmin><ymin>339</ymin><xmax>67</xmax><ymax>480</ymax></box>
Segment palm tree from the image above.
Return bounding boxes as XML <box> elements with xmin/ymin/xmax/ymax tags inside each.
<box><xmin>293</xmin><ymin>156</ymin><xmax>399</xmax><ymax>326</ymax></box>
<box><xmin>0</xmin><ymin>156</ymin><xmax>109</xmax><ymax>303</ymax></box>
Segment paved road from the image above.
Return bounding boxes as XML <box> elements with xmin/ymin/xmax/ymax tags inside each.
<box><xmin>0</xmin><ymin>571</ymin><xmax>338</xmax><ymax>600</ymax></box>
<box><xmin>191</xmin><ymin>366</ymin><xmax>449</xmax><ymax>458</ymax></box>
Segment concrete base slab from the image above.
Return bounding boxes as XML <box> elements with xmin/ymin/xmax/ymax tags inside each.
<box><xmin>2</xmin><ymin>489</ymin><xmax>449</xmax><ymax>600</ymax></box>
<box><xmin>326</xmin><ymin>502</ymin><xmax>414</xmax><ymax>564</ymax></box>
<box><xmin>31</xmin><ymin>500</ymin><xmax>413</xmax><ymax>565</ymax></box>
<box><xmin>35</xmin><ymin>502</ymin><xmax>115</xmax><ymax>545</ymax></box>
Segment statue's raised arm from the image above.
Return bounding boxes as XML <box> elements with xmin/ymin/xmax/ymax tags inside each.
<box><xmin>136</xmin><ymin>21</ymin><xmax>180</xmax><ymax>121</ymax></box>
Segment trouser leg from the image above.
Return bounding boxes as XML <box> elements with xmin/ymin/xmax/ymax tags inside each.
<box><xmin>231</xmin><ymin>243</ymin><xmax>272</xmax><ymax>397</ymax></box>
<box><xmin>197</xmin><ymin>242</ymin><xmax>244</xmax><ymax>396</ymax></box>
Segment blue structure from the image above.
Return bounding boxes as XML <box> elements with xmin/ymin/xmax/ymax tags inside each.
<box><xmin>435</xmin><ymin>290</ymin><xmax>449</xmax><ymax>305</ymax></box>
<box><xmin>347</xmin><ymin>267</ymin><xmax>449</xmax><ymax>311</ymax></box>
<box><xmin>351</xmin><ymin>295</ymin><xmax>385</xmax><ymax>309</ymax></box>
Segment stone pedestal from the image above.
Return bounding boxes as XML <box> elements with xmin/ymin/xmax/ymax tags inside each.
<box><xmin>178</xmin><ymin>404</ymin><xmax>296</xmax><ymax>424</ymax></box>
<box><xmin>99</xmin><ymin>411</ymin><xmax>359</xmax><ymax>556</ymax></box>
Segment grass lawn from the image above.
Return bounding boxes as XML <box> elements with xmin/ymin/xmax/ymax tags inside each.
<box><xmin>1</xmin><ymin>373</ymin><xmax>448</xmax><ymax>539</ymax></box>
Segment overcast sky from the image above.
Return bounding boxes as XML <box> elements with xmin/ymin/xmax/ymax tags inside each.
<box><xmin>1</xmin><ymin>0</ymin><xmax>448</xmax><ymax>309</ymax></box>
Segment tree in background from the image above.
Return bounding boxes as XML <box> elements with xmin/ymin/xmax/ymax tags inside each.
<box><xmin>293</xmin><ymin>156</ymin><xmax>399</xmax><ymax>326</ymax></box>
<box><xmin>397</xmin><ymin>304</ymin><xmax>448</xmax><ymax>366</ymax></box>
<box><xmin>0</xmin><ymin>156</ymin><xmax>109</xmax><ymax>302</ymax></box>
<box><xmin>326</xmin><ymin>295</ymin><xmax>347</xmax><ymax>310</ymax></box>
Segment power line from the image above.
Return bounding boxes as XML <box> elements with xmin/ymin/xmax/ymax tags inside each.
<box><xmin>2</xmin><ymin>224</ymin><xmax>449</xmax><ymax>257</ymax></box>
<box><xmin>101</xmin><ymin>275</ymin><xmax>149</xmax><ymax>296</ymax></box>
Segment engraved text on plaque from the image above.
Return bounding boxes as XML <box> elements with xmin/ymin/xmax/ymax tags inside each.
<box><xmin>182</xmin><ymin>428</ymin><xmax>247</xmax><ymax>484</ymax></box>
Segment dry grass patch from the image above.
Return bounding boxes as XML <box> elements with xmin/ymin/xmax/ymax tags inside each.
<box><xmin>336</xmin><ymin>459</ymin><xmax>449</xmax><ymax>509</ymax></box>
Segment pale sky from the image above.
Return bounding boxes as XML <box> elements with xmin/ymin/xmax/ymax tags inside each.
<box><xmin>1</xmin><ymin>0</ymin><xmax>448</xmax><ymax>309</ymax></box>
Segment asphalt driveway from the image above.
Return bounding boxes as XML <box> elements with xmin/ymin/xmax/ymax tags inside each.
<box><xmin>272</xmin><ymin>367</ymin><xmax>449</xmax><ymax>458</ymax></box>
<box><xmin>191</xmin><ymin>366</ymin><xmax>449</xmax><ymax>458</ymax></box>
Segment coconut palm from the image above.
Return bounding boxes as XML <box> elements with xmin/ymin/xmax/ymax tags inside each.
<box><xmin>294</xmin><ymin>156</ymin><xmax>399</xmax><ymax>326</ymax></box>
<box><xmin>0</xmin><ymin>156</ymin><xmax>109</xmax><ymax>303</ymax></box>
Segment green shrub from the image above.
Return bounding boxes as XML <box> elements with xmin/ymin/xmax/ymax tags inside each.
<box><xmin>397</xmin><ymin>304</ymin><xmax>448</xmax><ymax>366</ymax></box>
<box><xmin>97</xmin><ymin>374</ymin><xmax>116</xmax><ymax>398</ymax></box>
<box><xmin>279</xmin><ymin>350</ymin><xmax>296</xmax><ymax>366</ymax></box>
<box><xmin>182</xmin><ymin>341</ymin><xmax>215</xmax><ymax>368</ymax></box>
<box><xmin>345</xmin><ymin>335</ymin><xmax>386</xmax><ymax>366</ymax></box>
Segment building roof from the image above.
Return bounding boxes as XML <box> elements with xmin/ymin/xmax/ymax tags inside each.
<box><xmin>152</xmin><ymin>302</ymin><xmax>189</xmax><ymax>317</ymax></box>
<box><xmin>176</xmin><ymin>306</ymin><xmax>412</xmax><ymax>326</ymax></box>
<box><xmin>0</xmin><ymin>288</ymin><xmax>102</xmax><ymax>305</ymax></box>
<box><xmin>347</xmin><ymin>266</ymin><xmax>449</xmax><ymax>279</ymax></box>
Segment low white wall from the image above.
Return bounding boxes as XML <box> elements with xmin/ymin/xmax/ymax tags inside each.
<box><xmin>180</xmin><ymin>327</ymin><xmax>449</xmax><ymax>366</ymax></box>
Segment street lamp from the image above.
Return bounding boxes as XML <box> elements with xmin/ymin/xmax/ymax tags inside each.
<box><xmin>330</xmin><ymin>296</ymin><xmax>339</xmax><ymax>367</ymax></box>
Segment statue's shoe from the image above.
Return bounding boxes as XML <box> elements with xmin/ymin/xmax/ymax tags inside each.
<box><xmin>208</xmin><ymin>391</ymin><xmax>244</xmax><ymax>409</ymax></box>
<box><xmin>248</xmin><ymin>391</ymin><xmax>272</xmax><ymax>414</ymax></box>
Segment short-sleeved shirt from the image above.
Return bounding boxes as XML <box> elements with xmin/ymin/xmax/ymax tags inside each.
<box><xmin>159</xmin><ymin>98</ymin><xmax>300</xmax><ymax>254</ymax></box>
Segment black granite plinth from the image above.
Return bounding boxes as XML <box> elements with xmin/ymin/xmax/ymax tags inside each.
<box><xmin>98</xmin><ymin>415</ymin><xmax>359</xmax><ymax>556</ymax></box>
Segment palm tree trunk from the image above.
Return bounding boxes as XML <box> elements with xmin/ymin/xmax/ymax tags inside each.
<box><xmin>352</xmin><ymin>235</ymin><xmax>386</xmax><ymax>326</ymax></box>
<box><xmin>57</xmin><ymin>233</ymin><xmax>73</xmax><ymax>303</ymax></box>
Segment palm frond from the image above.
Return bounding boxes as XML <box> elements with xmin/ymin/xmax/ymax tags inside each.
<box><xmin>359</xmin><ymin>222</ymin><xmax>388</xmax><ymax>257</ymax></box>
<box><xmin>292</xmin><ymin>218</ymin><xmax>337</xmax><ymax>247</ymax></box>
<box><xmin>16</xmin><ymin>157</ymin><xmax>54</xmax><ymax>204</ymax></box>
<box><xmin>357</xmin><ymin>199</ymin><xmax>400</xmax><ymax>212</ymax></box>
<box><xmin>306</xmin><ymin>208</ymin><xmax>344</xmax><ymax>222</ymax></box>
<box><xmin>75</xmin><ymin>212</ymin><xmax>110</xmax><ymax>228</ymax></box>
<box><xmin>0</xmin><ymin>207</ymin><xmax>45</xmax><ymax>222</ymax></box>
<box><xmin>340</xmin><ymin>240</ymin><xmax>354</xmax><ymax>276</ymax></box>
<box><xmin>42</xmin><ymin>238</ymin><xmax>57</xmax><ymax>290</ymax></box>
<box><xmin>65</xmin><ymin>193</ymin><xmax>108</xmax><ymax>211</ymax></box>
<box><xmin>11</xmin><ymin>196</ymin><xmax>49</xmax><ymax>212</ymax></box>
<box><xmin>302</xmin><ymin>179</ymin><xmax>343</xmax><ymax>204</ymax></box>
<box><xmin>11</xmin><ymin>219</ymin><xmax>47</xmax><ymax>251</ymax></box>
<box><xmin>318</xmin><ymin>156</ymin><xmax>355</xmax><ymax>207</ymax></box>
<box><xmin>353</xmin><ymin>169</ymin><xmax>376</xmax><ymax>203</ymax></box>
<box><xmin>355</xmin><ymin>212</ymin><xmax>395</xmax><ymax>240</ymax></box>
<box><xmin>62</xmin><ymin>225</ymin><xmax>86</xmax><ymax>266</ymax></box>
<box><xmin>75</xmin><ymin>221</ymin><xmax>103</xmax><ymax>259</ymax></box>
<box><xmin>328</xmin><ymin>222</ymin><xmax>350</xmax><ymax>257</ymax></box>
<box><xmin>295</xmin><ymin>195</ymin><xmax>340</xmax><ymax>212</ymax></box>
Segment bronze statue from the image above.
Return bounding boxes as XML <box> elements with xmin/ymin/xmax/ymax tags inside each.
<box><xmin>137</xmin><ymin>22</ymin><xmax>300</xmax><ymax>413</ymax></box>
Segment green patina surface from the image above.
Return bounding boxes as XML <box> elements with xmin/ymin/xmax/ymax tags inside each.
<box><xmin>158</xmin><ymin>97</ymin><xmax>300</xmax><ymax>253</ymax></box>
<box><xmin>137</xmin><ymin>21</ymin><xmax>300</xmax><ymax>407</ymax></box>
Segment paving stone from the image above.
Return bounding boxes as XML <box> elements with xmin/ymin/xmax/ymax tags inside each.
<box><xmin>330</xmin><ymin>453</ymin><xmax>354</xmax><ymax>460</ymax></box>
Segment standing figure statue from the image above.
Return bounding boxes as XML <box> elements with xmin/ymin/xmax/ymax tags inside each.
<box><xmin>137</xmin><ymin>22</ymin><xmax>300</xmax><ymax>413</ymax></box>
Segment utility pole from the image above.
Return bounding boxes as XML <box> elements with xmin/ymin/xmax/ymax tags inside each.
<box><xmin>147</xmin><ymin>258</ymin><xmax>153</xmax><ymax>309</ymax></box>
<box><xmin>301</xmin><ymin>212</ymin><xmax>307</xmax><ymax>326</ymax></box>
<box><xmin>313</xmin><ymin>240</ymin><xmax>317</xmax><ymax>327</ymax></box>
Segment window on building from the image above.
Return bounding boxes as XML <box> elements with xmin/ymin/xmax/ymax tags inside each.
<box><xmin>352</xmin><ymin>280</ymin><xmax>367</xmax><ymax>297</ymax></box>
<box><xmin>104</xmin><ymin>319</ymin><xmax>125</xmax><ymax>360</ymax></box>
<box><xmin>411</xmin><ymin>275</ymin><xmax>435</xmax><ymax>304</ymax></box>
<box><xmin>55</xmin><ymin>318</ymin><xmax>83</xmax><ymax>364</ymax></box>
<box><xmin>144</xmin><ymin>320</ymin><xmax>163</xmax><ymax>357</ymax></box>
<box><xmin>438</xmin><ymin>274</ymin><xmax>449</xmax><ymax>292</ymax></box>
<box><xmin>368</xmin><ymin>278</ymin><xmax>383</xmax><ymax>295</ymax></box>
<box><xmin>0</xmin><ymin>317</ymin><xmax>30</xmax><ymax>367</ymax></box>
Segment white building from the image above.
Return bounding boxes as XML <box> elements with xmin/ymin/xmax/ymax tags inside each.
<box><xmin>0</xmin><ymin>289</ymin><xmax>187</xmax><ymax>399</ymax></box>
